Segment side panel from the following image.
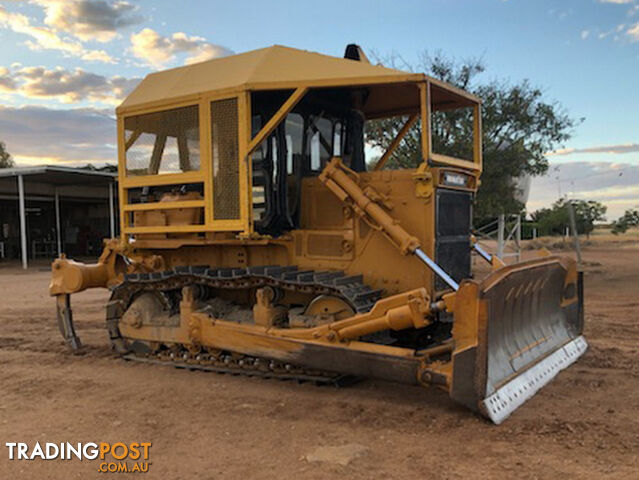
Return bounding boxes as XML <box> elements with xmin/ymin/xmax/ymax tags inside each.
<box><xmin>298</xmin><ymin>169</ymin><xmax>435</xmax><ymax>297</ymax></box>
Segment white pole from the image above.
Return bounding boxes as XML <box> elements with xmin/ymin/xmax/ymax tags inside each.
<box><xmin>55</xmin><ymin>188</ymin><xmax>61</xmax><ymax>256</ymax></box>
<box><xmin>567</xmin><ymin>201</ymin><xmax>583</xmax><ymax>264</ymax></box>
<box><xmin>497</xmin><ymin>213</ymin><xmax>505</xmax><ymax>260</ymax></box>
<box><xmin>108</xmin><ymin>181</ymin><xmax>115</xmax><ymax>238</ymax></box>
<box><xmin>516</xmin><ymin>215</ymin><xmax>522</xmax><ymax>263</ymax></box>
<box><xmin>17</xmin><ymin>175</ymin><xmax>27</xmax><ymax>270</ymax></box>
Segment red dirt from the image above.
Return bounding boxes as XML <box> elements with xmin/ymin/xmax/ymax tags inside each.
<box><xmin>0</xmin><ymin>245</ymin><xmax>638</xmax><ymax>479</ymax></box>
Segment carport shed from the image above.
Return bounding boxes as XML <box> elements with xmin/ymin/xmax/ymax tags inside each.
<box><xmin>0</xmin><ymin>166</ymin><xmax>117</xmax><ymax>269</ymax></box>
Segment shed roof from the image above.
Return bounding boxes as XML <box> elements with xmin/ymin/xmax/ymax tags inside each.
<box><xmin>118</xmin><ymin>45</ymin><xmax>477</xmax><ymax>114</ymax></box>
<box><xmin>0</xmin><ymin>165</ymin><xmax>116</xmax><ymax>186</ymax></box>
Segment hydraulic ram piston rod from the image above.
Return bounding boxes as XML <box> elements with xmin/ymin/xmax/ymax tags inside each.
<box><xmin>473</xmin><ymin>242</ymin><xmax>493</xmax><ymax>263</ymax></box>
<box><xmin>414</xmin><ymin>248</ymin><xmax>459</xmax><ymax>291</ymax></box>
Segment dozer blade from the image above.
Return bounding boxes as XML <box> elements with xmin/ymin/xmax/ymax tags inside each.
<box><xmin>449</xmin><ymin>256</ymin><xmax>586</xmax><ymax>424</ymax></box>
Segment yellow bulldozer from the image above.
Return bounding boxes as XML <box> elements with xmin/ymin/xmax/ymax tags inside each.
<box><xmin>50</xmin><ymin>44</ymin><xmax>586</xmax><ymax>424</ymax></box>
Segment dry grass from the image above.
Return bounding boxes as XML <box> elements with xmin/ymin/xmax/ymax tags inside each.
<box><xmin>522</xmin><ymin>226</ymin><xmax>639</xmax><ymax>251</ymax></box>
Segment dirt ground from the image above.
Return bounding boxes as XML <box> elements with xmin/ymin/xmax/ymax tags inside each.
<box><xmin>0</xmin><ymin>245</ymin><xmax>637</xmax><ymax>479</ymax></box>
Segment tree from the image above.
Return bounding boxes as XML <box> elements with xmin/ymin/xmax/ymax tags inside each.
<box><xmin>365</xmin><ymin>52</ymin><xmax>578</xmax><ymax>224</ymax></box>
<box><xmin>611</xmin><ymin>209</ymin><xmax>639</xmax><ymax>235</ymax></box>
<box><xmin>532</xmin><ymin>199</ymin><xmax>606</xmax><ymax>237</ymax></box>
<box><xmin>530</xmin><ymin>204</ymin><xmax>569</xmax><ymax>237</ymax></box>
<box><xmin>571</xmin><ymin>199</ymin><xmax>607</xmax><ymax>238</ymax></box>
<box><xmin>0</xmin><ymin>141</ymin><xmax>14</xmax><ymax>168</ymax></box>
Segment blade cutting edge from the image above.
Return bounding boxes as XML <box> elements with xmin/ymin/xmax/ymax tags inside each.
<box><xmin>482</xmin><ymin>335</ymin><xmax>588</xmax><ymax>424</ymax></box>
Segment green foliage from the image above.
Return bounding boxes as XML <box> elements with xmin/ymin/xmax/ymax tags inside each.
<box><xmin>0</xmin><ymin>141</ymin><xmax>14</xmax><ymax>168</ymax></box>
<box><xmin>531</xmin><ymin>199</ymin><xmax>607</xmax><ymax>237</ymax></box>
<box><xmin>611</xmin><ymin>209</ymin><xmax>639</xmax><ymax>235</ymax></box>
<box><xmin>530</xmin><ymin>205</ymin><xmax>568</xmax><ymax>237</ymax></box>
<box><xmin>571</xmin><ymin>199</ymin><xmax>608</xmax><ymax>237</ymax></box>
<box><xmin>365</xmin><ymin>52</ymin><xmax>579</xmax><ymax>224</ymax></box>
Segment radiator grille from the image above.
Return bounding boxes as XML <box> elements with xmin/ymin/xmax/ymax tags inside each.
<box><xmin>211</xmin><ymin>98</ymin><xmax>240</xmax><ymax>220</ymax></box>
<box><xmin>435</xmin><ymin>189</ymin><xmax>472</xmax><ymax>290</ymax></box>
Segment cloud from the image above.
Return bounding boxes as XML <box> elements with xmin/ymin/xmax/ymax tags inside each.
<box><xmin>581</xmin><ymin>30</ymin><xmax>590</xmax><ymax>39</ymax></box>
<box><xmin>527</xmin><ymin>161</ymin><xmax>639</xmax><ymax>219</ymax></box>
<box><xmin>34</xmin><ymin>0</ymin><xmax>143</xmax><ymax>43</ymax></box>
<box><xmin>0</xmin><ymin>65</ymin><xmax>140</xmax><ymax>105</ymax></box>
<box><xmin>596</xmin><ymin>23</ymin><xmax>627</xmax><ymax>40</ymax></box>
<box><xmin>0</xmin><ymin>66</ymin><xmax>17</xmax><ymax>90</ymax></box>
<box><xmin>129</xmin><ymin>28</ymin><xmax>232</xmax><ymax>67</ymax></box>
<box><xmin>0</xmin><ymin>105</ymin><xmax>117</xmax><ymax>165</ymax></box>
<box><xmin>0</xmin><ymin>6</ymin><xmax>114</xmax><ymax>63</ymax></box>
<box><xmin>596</xmin><ymin>0</ymin><xmax>639</xmax><ymax>41</ymax></box>
<box><xmin>547</xmin><ymin>143</ymin><xmax>639</xmax><ymax>156</ymax></box>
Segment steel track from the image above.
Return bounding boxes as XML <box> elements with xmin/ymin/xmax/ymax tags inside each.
<box><xmin>106</xmin><ymin>265</ymin><xmax>381</xmax><ymax>386</ymax></box>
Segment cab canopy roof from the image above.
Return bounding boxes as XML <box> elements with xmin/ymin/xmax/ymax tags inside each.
<box><xmin>118</xmin><ymin>45</ymin><xmax>478</xmax><ymax>117</ymax></box>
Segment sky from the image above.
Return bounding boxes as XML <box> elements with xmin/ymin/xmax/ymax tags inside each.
<box><xmin>0</xmin><ymin>0</ymin><xmax>637</xmax><ymax>219</ymax></box>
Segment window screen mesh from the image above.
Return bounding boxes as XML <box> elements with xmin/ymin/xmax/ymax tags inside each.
<box><xmin>211</xmin><ymin>98</ymin><xmax>240</xmax><ymax>220</ymax></box>
<box><xmin>124</xmin><ymin>105</ymin><xmax>200</xmax><ymax>176</ymax></box>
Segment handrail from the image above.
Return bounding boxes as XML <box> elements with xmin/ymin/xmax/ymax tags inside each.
<box><xmin>123</xmin><ymin>200</ymin><xmax>205</xmax><ymax>212</ymax></box>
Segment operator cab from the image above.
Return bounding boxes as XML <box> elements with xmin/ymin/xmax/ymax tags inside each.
<box><xmin>117</xmin><ymin>43</ymin><xmax>482</xmax><ymax>262</ymax></box>
<box><xmin>250</xmin><ymin>88</ymin><xmax>367</xmax><ymax>236</ymax></box>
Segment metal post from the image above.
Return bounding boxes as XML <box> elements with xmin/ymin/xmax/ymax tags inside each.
<box><xmin>497</xmin><ymin>213</ymin><xmax>505</xmax><ymax>260</ymax></box>
<box><xmin>567</xmin><ymin>201</ymin><xmax>583</xmax><ymax>264</ymax></box>
<box><xmin>17</xmin><ymin>175</ymin><xmax>27</xmax><ymax>270</ymax></box>
<box><xmin>516</xmin><ymin>215</ymin><xmax>522</xmax><ymax>263</ymax></box>
<box><xmin>108</xmin><ymin>181</ymin><xmax>115</xmax><ymax>238</ymax></box>
<box><xmin>55</xmin><ymin>188</ymin><xmax>61</xmax><ymax>256</ymax></box>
